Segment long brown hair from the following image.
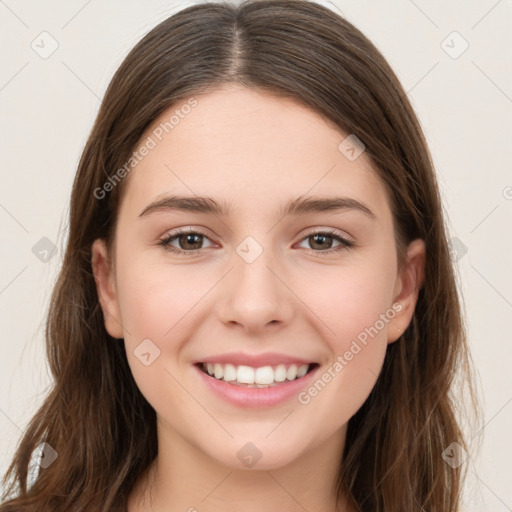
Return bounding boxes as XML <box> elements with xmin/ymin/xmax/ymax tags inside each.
<box><xmin>1</xmin><ymin>0</ymin><xmax>478</xmax><ymax>510</ymax></box>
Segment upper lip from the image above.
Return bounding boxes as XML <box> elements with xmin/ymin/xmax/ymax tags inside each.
<box><xmin>195</xmin><ymin>352</ymin><xmax>317</xmax><ymax>367</ymax></box>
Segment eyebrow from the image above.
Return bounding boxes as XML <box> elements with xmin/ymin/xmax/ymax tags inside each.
<box><xmin>138</xmin><ymin>194</ymin><xmax>376</xmax><ymax>219</ymax></box>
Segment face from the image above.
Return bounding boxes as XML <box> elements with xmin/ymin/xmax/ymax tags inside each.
<box><xmin>92</xmin><ymin>83</ymin><xmax>425</xmax><ymax>471</ymax></box>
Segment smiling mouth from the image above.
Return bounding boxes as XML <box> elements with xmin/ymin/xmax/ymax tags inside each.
<box><xmin>196</xmin><ymin>362</ymin><xmax>319</xmax><ymax>388</ymax></box>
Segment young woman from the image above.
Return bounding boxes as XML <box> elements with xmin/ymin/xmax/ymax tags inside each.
<box><xmin>1</xmin><ymin>0</ymin><xmax>477</xmax><ymax>510</ymax></box>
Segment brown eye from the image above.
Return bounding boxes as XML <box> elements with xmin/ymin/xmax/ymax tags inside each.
<box><xmin>176</xmin><ymin>232</ymin><xmax>204</xmax><ymax>250</ymax></box>
<box><xmin>297</xmin><ymin>229</ymin><xmax>354</xmax><ymax>253</ymax></box>
<box><xmin>308</xmin><ymin>233</ymin><xmax>335</xmax><ymax>250</ymax></box>
<box><xmin>158</xmin><ymin>228</ymin><xmax>215</xmax><ymax>255</ymax></box>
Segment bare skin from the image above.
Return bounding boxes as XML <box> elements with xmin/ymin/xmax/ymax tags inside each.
<box><xmin>92</xmin><ymin>83</ymin><xmax>425</xmax><ymax>512</ymax></box>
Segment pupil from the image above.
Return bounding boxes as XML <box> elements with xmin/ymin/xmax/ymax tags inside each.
<box><xmin>312</xmin><ymin>234</ymin><xmax>331</xmax><ymax>250</ymax></box>
<box><xmin>181</xmin><ymin>233</ymin><xmax>202</xmax><ymax>249</ymax></box>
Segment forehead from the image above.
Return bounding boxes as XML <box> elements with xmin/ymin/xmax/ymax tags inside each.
<box><xmin>119</xmin><ymin>84</ymin><xmax>392</xmax><ymax>223</ymax></box>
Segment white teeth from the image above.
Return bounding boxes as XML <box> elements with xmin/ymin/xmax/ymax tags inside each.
<box><xmin>237</xmin><ymin>365</ymin><xmax>255</xmax><ymax>384</ymax></box>
<box><xmin>214</xmin><ymin>364</ymin><xmax>223</xmax><ymax>380</ymax></box>
<box><xmin>296</xmin><ymin>364</ymin><xmax>308</xmax><ymax>378</ymax></box>
<box><xmin>223</xmin><ymin>363</ymin><xmax>237</xmax><ymax>382</ymax></box>
<box><xmin>255</xmin><ymin>366</ymin><xmax>274</xmax><ymax>385</ymax></box>
<box><xmin>286</xmin><ymin>365</ymin><xmax>297</xmax><ymax>380</ymax></box>
<box><xmin>202</xmin><ymin>362</ymin><xmax>312</xmax><ymax>386</ymax></box>
<box><xmin>274</xmin><ymin>364</ymin><xmax>287</xmax><ymax>382</ymax></box>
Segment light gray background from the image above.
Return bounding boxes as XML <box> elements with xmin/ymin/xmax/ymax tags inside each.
<box><xmin>1</xmin><ymin>0</ymin><xmax>511</xmax><ymax>509</ymax></box>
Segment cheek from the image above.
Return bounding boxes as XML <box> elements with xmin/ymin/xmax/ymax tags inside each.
<box><xmin>299</xmin><ymin>257</ymin><xmax>397</xmax><ymax>347</ymax></box>
<box><xmin>114</xmin><ymin>258</ymin><xmax>216</xmax><ymax>399</ymax></box>
<box><xmin>294</xmin><ymin>269</ymin><xmax>393</xmax><ymax>426</ymax></box>
<box><xmin>294</xmin><ymin>257</ymin><xmax>395</xmax><ymax>408</ymax></box>
<box><xmin>115</xmin><ymin>240</ymin><xmax>396</xmax><ymax>405</ymax></box>
<box><xmin>116</xmin><ymin>257</ymin><xmax>208</xmax><ymax>341</ymax></box>
<box><xmin>116</xmin><ymin>246</ymin><xmax>397</xmax><ymax>364</ymax></box>
<box><xmin>115</xmin><ymin>269</ymin><xmax>198</xmax><ymax>421</ymax></box>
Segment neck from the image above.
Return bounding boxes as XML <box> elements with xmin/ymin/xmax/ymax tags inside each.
<box><xmin>127</xmin><ymin>420</ymin><xmax>355</xmax><ymax>512</ymax></box>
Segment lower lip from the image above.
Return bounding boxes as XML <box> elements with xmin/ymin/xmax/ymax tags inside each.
<box><xmin>194</xmin><ymin>364</ymin><xmax>319</xmax><ymax>408</ymax></box>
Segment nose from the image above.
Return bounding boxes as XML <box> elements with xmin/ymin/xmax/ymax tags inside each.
<box><xmin>217</xmin><ymin>247</ymin><xmax>295</xmax><ymax>334</ymax></box>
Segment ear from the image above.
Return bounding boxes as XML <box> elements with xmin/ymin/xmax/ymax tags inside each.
<box><xmin>91</xmin><ymin>238</ymin><xmax>124</xmax><ymax>339</ymax></box>
<box><xmin>387</xmin><ymin>238</ymin><xmax>426</xmax><ymax>344</ymax></box>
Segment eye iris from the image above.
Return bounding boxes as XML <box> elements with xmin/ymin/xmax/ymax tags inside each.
<box><xmin>168</xmin><ymin>231</ymin><xmax>344</xmax><ymax>252</ymax></box>
<box><xmin>179</xmin><ymin>233</ymin><xmax>203</xmax><ymax>250</ymax></box>
<box><xmin>310</xmin><ymin>233</ymin><xmax>332</xmax><ymax>250</ymax></box>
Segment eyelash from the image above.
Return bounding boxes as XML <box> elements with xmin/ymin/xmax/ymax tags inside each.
<box><xmin>157</xmin><ymin>227</ymin><xmax>354</xmax><ymax>256</ymax></box>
